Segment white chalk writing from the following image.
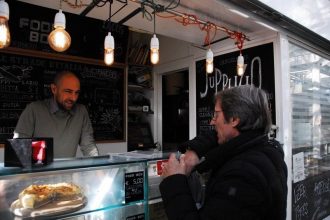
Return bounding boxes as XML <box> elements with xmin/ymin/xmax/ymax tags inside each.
<box><xmin>314</xmin><ymin>178</ymin><xmax>330</xmax><ymax>196</ymax></box>
<box><xmin>295</xmin><ymin>202</ymin><xmax>309</xmax><ymax>220</ymax></box>
<box><xmin>200</xmin><ymin>56</ymin><xmax>262</xmax><ymax>98</ymax></box>
<box><xmin>294</xmin><ymin>183</ymin><xmax>307</xmax><ymax>203</ymax></box>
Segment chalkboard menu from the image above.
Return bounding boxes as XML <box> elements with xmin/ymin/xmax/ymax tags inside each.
<box><xmin>292</xmin><ymin>171</ymin><xmax>330</xmax><ymax>220</ymax></box>
<box><xmin>0</xmin><ymin>51</ymin><xmax>125</xmax><ymax>142</ymax></box>
<box><xmin>195</xmin><ymin>43</ymin><xmax>275</xmax><ymax>135</ymax></box>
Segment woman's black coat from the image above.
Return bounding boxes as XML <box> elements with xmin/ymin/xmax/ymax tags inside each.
<box><xmin>159</xmin><ymin>131</ymin><xmax>288</xmax><ymax>220</ymax></box>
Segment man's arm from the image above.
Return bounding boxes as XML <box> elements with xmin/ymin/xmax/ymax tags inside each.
<box><xmin>176</xmin><ymin>130</ymin><xmax>218</xmax><ymax>175</ymax></box>
<box><xmin>79</xmin><ymin>106</ymin><xmax>99</xmax><ymax>157</ymax></box>
<box><xmin>178</xmin><ymin>130</ymin><xmax>218</xmax><ymax>158</ymax></box>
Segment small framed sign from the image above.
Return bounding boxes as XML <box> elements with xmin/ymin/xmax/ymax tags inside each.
<box><xmin>125</xmin><ymin>171</ymin><xmax>144</xmax><ymax>203</ymax></box>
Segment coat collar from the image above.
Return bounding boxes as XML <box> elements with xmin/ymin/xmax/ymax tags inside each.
<box><xmin>196</xmin><ymin>130</ymin><xmax>268</xmax><ymax>173</ymax></box>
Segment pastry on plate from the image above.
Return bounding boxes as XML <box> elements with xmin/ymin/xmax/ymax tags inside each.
<box><xmin>52</xmin><ymin>182</ymin><xmax>83</xmax><ymax>201</ymax></box>
<box><xmin>18</xmin><ymin>183</ymin><xmax>83</xmax><ymax>209</ymax></box>
<box><xmin>18</xmin><ymin>184</ymin><xmax>54</xmax><ymax>209</ymax></box>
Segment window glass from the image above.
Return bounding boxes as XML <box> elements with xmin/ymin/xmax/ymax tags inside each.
<box><xmin>290</xmin><ymin>43</ymin><xmax>330</xmax><ymax>178</ymax></box>
<box><xmin>258</xmin><ymin>0</ymin><xmax>330</xmax><ymax>41</ymax></box>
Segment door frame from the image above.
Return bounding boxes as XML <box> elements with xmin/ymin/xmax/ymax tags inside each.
<box><xmin>153</xmin><ymin>56</ymin><xmax>196</xmax><ymax>150</ymax></box>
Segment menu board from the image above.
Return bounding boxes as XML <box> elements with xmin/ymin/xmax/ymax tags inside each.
<box><xmin>292</xmin><ymin>171</ymin><xmax>330</xmax><ymax>220</ymax></box>
<box><xmin>195</xmin><ymin>43</ymin><xmax>276</xmax><ymax>135</ymax></box>
<box><xmin>0</xmin><ymin>52</ymin><xmax>125</xmax><ymax>142</ymax></box>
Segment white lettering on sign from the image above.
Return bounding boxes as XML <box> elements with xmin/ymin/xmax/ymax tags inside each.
<box><xmin>294</xmin><ymin>202</ymin><xmax>309</xmax><ymax>220</ymax></box>
<box><xmin>294</xmin><ymin>183</ymin><xmax>307</xmax><ymax>204</ymax></box>
<box><xmin>19</xmin><ymin>18</ymin><xmax>51</xmax><ymax>44</ymax></box>
<box><xmin>314</xmin><ymin>178</ymin><xmax>330</xmax><ymax>196</ymax></box>
<box><xmin>200</xmin><ymin>56</ymin><xmax>262</xmax><ymax>98</ymax></box>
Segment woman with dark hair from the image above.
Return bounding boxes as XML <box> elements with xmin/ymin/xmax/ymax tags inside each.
<box><xmin>159</xmin><ymin>85</ymin><xmax>288</xmax><ymax>220</ymax></box>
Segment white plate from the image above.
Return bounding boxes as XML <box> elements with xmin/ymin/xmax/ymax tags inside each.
<box><xmin>10</xmin><ymin>196</ymin><xmax>87</xmax><ymax>218</ymax></box>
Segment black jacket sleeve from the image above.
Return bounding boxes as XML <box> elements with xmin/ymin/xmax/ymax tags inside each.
<box><xmin>178</xmin><ymin>130</ymin><xmax>218</xmax><ymax>158</ymax></box>
<box><xmin>159</xmin><ymin>174</ymin><xmax>200</xmax><ymax>220</ymax></box>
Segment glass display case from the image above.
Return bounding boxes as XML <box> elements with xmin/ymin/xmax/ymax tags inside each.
<box><xmin>0</xmin><ymin>156</ymin><xmax>148</xmax><ymax>220</ymax></box>
<box><xmin>109</xmin><ymin>150</ymin><xmax>171</xmax><ymax>220</ymax></box>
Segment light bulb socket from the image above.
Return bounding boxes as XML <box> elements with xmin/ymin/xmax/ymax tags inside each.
<box><xmin>237</xmin><ymin>54</ymin><xmax>244</xmax><ymax>66</ymax></box>
<box><xmin>150</xmin><ymin>34</ymin><xmax>159</xmax><ymax>50</ymax></box>
<box><xmin>104</xmin><ymin>32</ymin><xmax>114</xmax><ymax>49</ymax></box>
<box><xmin>54</xmin><ymin>9</ymin><xmax>66</xmax><ymax>29</ymax></box>
<box><xmin>0</xmin><ymin>0</ymin><xmax>9</xmax><ymax>20</ymax></box>
<box><xmin>206</xmin><ymin>48</ymin><xmax>213</xmax><ymax>63</ymax></box>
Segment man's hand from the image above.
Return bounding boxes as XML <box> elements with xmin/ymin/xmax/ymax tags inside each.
<box><xmin>161</xmin><ymin>153</ymin><xmax>186</xmax><ymax>178</ymax></box>
<box><xmin>161</xmin><ymin>150</ymin><xmax>200</xmax><ymax>178</ymax></box>
<box><xmin>182</xmin><ymin>150</ymin><xmax>200</xmax><ymax>175</ymax></box>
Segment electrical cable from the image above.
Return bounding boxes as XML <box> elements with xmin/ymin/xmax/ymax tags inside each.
<box><xmin>63</xmin><ymin>0</ymin><xmax>248</xmax><ymax>50</ymax></box>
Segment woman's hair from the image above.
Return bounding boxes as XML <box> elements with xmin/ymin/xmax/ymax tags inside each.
<box><xmin>214</xmin><ymin>85</ymin><xmax>272</xmax><ymax>133</ymax></box>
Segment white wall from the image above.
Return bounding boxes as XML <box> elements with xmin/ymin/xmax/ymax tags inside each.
<box><xmin>158</xmin><ymin>35</ymin><xmax>193</xmax><ymax>64</ymax></box>
<box><xmin>76</xmin><ymin>142</ymin><xmax>128</xmax><ymax>157</ymax></box>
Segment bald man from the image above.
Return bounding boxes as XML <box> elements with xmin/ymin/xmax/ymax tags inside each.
<box><xmin>14</xmin><ymin>71</ymin><xmax>99</xmax><ymax>158</ymax></box>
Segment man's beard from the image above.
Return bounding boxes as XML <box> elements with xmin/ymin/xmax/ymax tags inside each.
<box><xmin>57</xmin><ymin>99</ymin><xmax>75</xmax><ymax>111</ymax></box>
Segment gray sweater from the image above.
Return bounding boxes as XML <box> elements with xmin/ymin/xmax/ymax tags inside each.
<box><xmin>14</xmin><ymin>98</ymin><xmax>99</xmax><ymax>158</ymax></box>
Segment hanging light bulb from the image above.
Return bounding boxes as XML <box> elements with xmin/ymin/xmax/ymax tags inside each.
<box><xmin>150</xmin><ymin>7</ymin><xmax>159</xmax><ymax>65</ymax></box>
<box><xmin>48</xmin><ymin>9</ymin><xmax>71</xmax><ymax>52</ymax></box>
<box><xmin>237</xmin><ymin>53</ymin><xmax>244</xmax><ymax>76</ymax></box>
<box><xmin>150</xmin><ymin>34</ymin><xmax>159</xmax><ymax>64</ymax></box>
<box><xmin>104</xmin><ymin>1</ymin><xmax>114</xmax><ymax>65</ymax></box>
<box><xmin>0</xmin><ymin>0</ymin><xmax>10</xmax><ymax>49</ymax></box>
<box><xmin>206</xmin><ymin>48</ymin><xmax>214</xmax><ymax>74</ymax></box>
<box><xmin>104</xmin><ymin>32</ymin><xmax>114</xmax><ymax>65</ymax></box>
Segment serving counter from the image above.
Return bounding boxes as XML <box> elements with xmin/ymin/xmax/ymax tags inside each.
<box><xmin>0</xmin><ymin>151</ymin><xmax>170</xmax><ymax>220</ymax></box>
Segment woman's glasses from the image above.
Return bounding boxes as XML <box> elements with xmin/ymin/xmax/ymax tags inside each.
<box><xmin>212</xmin><ymin>110</ymin><xmax>222</xmax><ymax>120</ymax></box>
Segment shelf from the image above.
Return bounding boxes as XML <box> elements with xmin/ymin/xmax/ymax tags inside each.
<box><xmin>127</xmin><ymin>31</ymin><xmax>155</xmax><ymax>151</ymax></box>
<box><xmin>128</xmin><ymin>105</ymin><xmax>154</xmax><ymax>114</ymax></box>
<box><xmin>128</xmin><ymin>110</ymin><xmax>154</xmax><ymax>114</ymax></box>
<box><xmin>0</xmin><ymin>155</ymin><xmax>143</xmax><ymax>176</ymax></box>
<box><xmin>128</xmin><ymin>84</ymin><xmax>153</xmax><ymax>91</ymax></box>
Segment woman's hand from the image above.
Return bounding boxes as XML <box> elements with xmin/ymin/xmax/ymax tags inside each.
<box><xmin>161</xmin><ymin>153</ymin><xmax>186</xmax><ymax>178</ymax></box>
<box><xmin>182</xmin><ymin>150</ymin><xmax>200</xmax><ymax>175</ymax></box>
<box><xmin>161</xmin><ymin>150</ymin><xmax>200</xmax><ymax>178</ymax></box>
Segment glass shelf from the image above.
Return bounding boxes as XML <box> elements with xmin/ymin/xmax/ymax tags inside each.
<box><xmin>0</xmin><ymin>155</ymin><xmax>145</xmax><ymax>177</ymax></box>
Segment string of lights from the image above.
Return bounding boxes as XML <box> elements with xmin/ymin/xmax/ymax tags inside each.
<box><xmin>61</xmin><ymin>0</ymin><xmax>249</xmax><ymax>74</ymax></box>
<box><xmin>0</xmin><ymin>0</ymin><xmax>248</xmax><ymax>74</ymax></box>
<box><xmin>128</xmin><ymin>0</ymin><xmax>248</xmax><ymax>74</ymax></box>
<box><xmin>153</xmin><ymin>8</ymin><xmax>248</xmax><ymax>75</ymax></box>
